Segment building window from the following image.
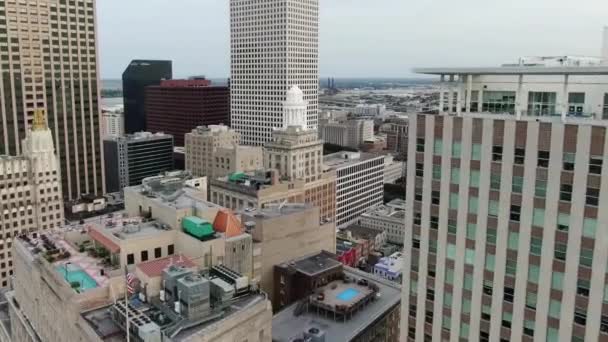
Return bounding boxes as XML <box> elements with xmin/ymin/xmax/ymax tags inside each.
<box><xmin>574</xmin><ymin>307</ymin><xmax>587</xmax><ymax>326</ymax></box>
<box><xmin>583</xmin><ymin>218</ymin><xmax>597</xmax><ymax>238</ymax></box>
<box><xmin>141</xmin><ymin>250</ymin><xmax>148</xmax><ymax>262</ymax></box>
<box><xmin>471</xmin><ymin>144</ymin><xmax>482</xmax><ymax>161</ymax></box>
<box><xmin>525</xmin><ymin>292</ymin><xmax>537</xmax><ymax>310</ymax></box>
<box><xmin>563</xmin><ymin>152</ymin><xmax>576</xmax><ymax>171</ymax></box>
<box><xmin>168</xmin><ymin>244</ymin><xmax>175</xmax><ymax>255</ymax></box>
<box><xmin>485</xmin><ymin>254</ymin><xmax>495</xmax><ymax>272</ymax></box>
<box><xmin>524</xmin><ymin>319</ymin><xmax>535</xmax><ymax>337</ymax></box>
<box><xmin>481</xmin><ymin>304</ymin><xmax>492</xmax><ymax>321</ymax></box>
<box><xmin>552</xmin><ymin>272</ymin><xmax>564</xmax><ymax>290</ymax></box>
<box><xmin>535</xmin><ymin>178</ymin><xmax>547</xmax><ymax>198</ymax></box>
<box><xmin>510</xmin><ymin>205</ymin><xmax>521</xmax><ymax>222</ymax></box>
<box><xmin>512</xmin><ymin>176</ymin><xmax>524</xmax><ymax>193</ymax></box>
<box><xmin>590</xmin><ymin>156</ymin><xmax>603</xmax><ymax>175</ymax></box>
<box><xmin>568</xmin><ymin>92</ymin><xmax>586</xmax><ymax>116</ymax></box>
<box><xmin>431</xmin><ymin>191</ymin><xmax>440</xmax><ymax>205</ymax></box>
<box><xmin>530</xmin><ymin>237</ymin><xmax>543</xmax><ymax>256</ymax></box>
<box><xmin>447</xmin><ymin>219</ymin><xmax>457</xmax><ymax>235</ymax></box>
<box><xmin>502</xmin><ymin>311</ymin><xmax>513</xmax><ymax>328</ymax></box>
<box><xmin>155</xmin><ymin>247</ymin><xmax>162</xmax><ymax>258</ymax></box>
<box><xmin>432</xmin><ymin>165</ymin><xmax>441</xmax><ymax>180</ymax></box>
<box><xmin>490</xmin><ymin>174</ymin><xmax>501</xmax><ymax>190</ymax></box>
<box><xmin>549</xmin><ymin>300</ymin><xmax>561</xmax><ymax>319</ymax></box>
<box><xmin>580</xmin><ymin>248</ymin><xmax>594</xmax><ymax>268</ymax></box>
<box><xmin>469</xmin><ymin>197</ymin><xmax>479</xmax><ymax>214</ymax></box>
<box><xmin>466</xmin><ymin>223</ymin><xmax>476</xmax><ymax>240</ymax></box>
<box><xmin>508</xmin><ymin>231</ymin><xmax>519</xmax><ymax>250</ymax></box>
<box><xmin>430</xmin><ymin>215</ymin><xmax>439</xmax><ymax>229</ymax></box>
<box><xmin>557</xmin><ymin>212</ymin><xmax>570</xmax><ymax>232</ymax></box>
<box><xmin>433</xmin><ymin>139</ymin><xmax>443</xmax><ymax>155</ymax></box>
<box><xmin>492</xmin><ymin>145</ymin><xmax>503</xmax><ymax>162</ymax></box>
<box><xmin>414</xmin><ymin>212</ymin><xmax>421</xmax><ymax>225</ymax></box>
<box><xmin>528</xmin><ymin>91</ymin><xmax>557</xmax><ymax>116</ymax></box>
<box><xmin>450</xmin><ymin>168</ymin><xmax>460</xmax><ymax>184</ymax></box>
<box><xmin>586</xmin><ymin>187</ymin><xmax>600</xmax><ymax>206</ymax></box>
<box><xmin>469</xmin><ymin>170</ymin><xmax>480</xmax><ymax>188</ymax></box>
<box><xmin>483</xmin><ymin>279</ymin><xmax>493</xmax><ymax>296</ymax></box>
<box><xmin>127</xmin><ymin>253</ymin><xmax>134</xmax><ymax>265</ymax></box>
<box><xmin>449</xmin><ymin>193</ymin><xmax>459</xmax><ymax>209</ymax></box>
<box><xmin>506</xmin><ymin>259</ymin><xmax>517</xmax><ymax>276</ymax></box>
<box><xmin>415</xmin><ymin>163</ymin><xmax>424</xmax><ymax>177</ymax></box>
<box><xmin>452</xmin><ymin>142</ymin><xmax>462</xmax><ymax>158</ymax></box>
<box><xmin>538</xmin><ymin>150</ymin><xmax>550</xmax><ymax>168</ymax></box>
<box><xmin>486</xmin><ymin>228</ymin><xmax>497</xmax><ymax>245</ymax></box>
<box><xmin>532</xmin><ymin>208</ymin><xmax>545</xmax><ymax>227</ymax></box>
<box><xmin>488</xmin><ymin>200</ymin><xmax>499</xmax><ymax>217</ymax></box>
<box><xmin>415</xmin><ymin>188</ymin><xmax>423</xmax><ymax>201</ymax></box>
<box><xmin>416</xmin><ymin>138</ymin><xmax>425</xmax><ymax>152</ymax></box>
<box><xmin>528</xmin><ymin>265</ymin><xmax>540</xmax><ymax>284</ymax></box>
<box><xmin>482</xmin><ymin>91</ymin><xmax>516</xmax><ymax>114</ymax></box>
<box><xmin>514</xmin><ymin>148</ymin><xmax>525</xmax><ymax>164</ymax></box>
<box><xmin>560</xmin><ymin>184</ymin><xmax>572</xmax><ymax>202</ymax></box>
<box><xmin>554</xmin><ymin>243</ymin><xmax>567</xmax><ymax>261</ymax></box>
<box><xmin>577</xmin><ymin>279</ymin><xmax>590</xmax><ymax>297</ymax></box>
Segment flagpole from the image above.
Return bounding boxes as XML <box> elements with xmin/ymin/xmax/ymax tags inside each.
<box><xmin>124</xmin><ymin>266</ymin><xmax>130</xmax><ymax>342</ymax></box>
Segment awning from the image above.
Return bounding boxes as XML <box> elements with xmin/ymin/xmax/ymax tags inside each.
<box><xmin>88</xmin><ymin>228</ymin><xmax>120</xmax><ymax>254</ymax></box>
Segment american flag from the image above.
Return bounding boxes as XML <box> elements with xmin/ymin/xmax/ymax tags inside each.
<box><xmin>124</xmin><ymin>266</ymin><xmax>136</xmax><ymax>295</ymax></box>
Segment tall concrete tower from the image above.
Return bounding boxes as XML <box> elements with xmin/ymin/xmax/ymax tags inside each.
<box><xmin>230</xmin><ymin>0</ymin><xmax>319</xmax><ymax>146</ymax></box>
<box><xmin>0</xmin><ymin>0</ymin><xmax>105</xmax><ymax>200</ymax></box>
<box><xmin>282</xmin><ymin>86</ymin><xmax>308</xmax><ymax>129</ymax></box>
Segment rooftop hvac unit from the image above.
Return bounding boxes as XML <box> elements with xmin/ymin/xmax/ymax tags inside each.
<box><xmin>177</xmin><ymin>274</ymin><xmax>210</xmax><ymax>320</ymax></box>
<box><xmin>304</xmin><ymin>327</ymin><xmax>326</xmax><ymax>342</ymax></box>
<box><xmin>162</xmin><ymin>266</ymin><xmax>193</xmax><ymax>305</ymax></box>
<box><xmin>210</xmin><ymin>265</ymin><xmax>249</xmax><ymax>292</ymax></box>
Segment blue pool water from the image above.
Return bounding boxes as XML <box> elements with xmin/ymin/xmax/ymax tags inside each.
<box><xmin>336</xmin><ymin>288</ymin><xmax>360</xmax><ymax>301</ymax></box>
<box><xmin>56</xmin><ymin>264</ymin><xmax>98</xmax><ymax>292</ymax></box>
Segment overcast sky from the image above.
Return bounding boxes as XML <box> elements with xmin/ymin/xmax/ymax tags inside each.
<box><xmin>97</xmin><ymin>0</ymin><xmax>608</xmax><ymax>79</ymax></box>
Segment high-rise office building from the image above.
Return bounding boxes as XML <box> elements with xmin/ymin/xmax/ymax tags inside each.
<box><xmin>122</xmin><ymin>59</ymin><xmax>172</xmax><ymax>133</ymax></box>
<box><xmin>0</xmin><ymin>0</ymin><xmax>104</xmax><ymax>200</ymax></box>
<box><xmin>324</xmin><ymin>151</ymin><xmax>385</xmax><ymax>229</ymax></box>
<box><xmin>145</xmin><ymin>79</ymin><xmax>230</xmax><ymax>146</ymax></box>
<box><xmin>103</xmin><ymin>132</ymin><xmax>174</xmax><ymax>193</ymax></box>
<box><xmin>402</xmin><ymin>58</ymin><xmax>608</xmax><ymax>342</ymax></box>
<box><xmin>230</xmin><ymin>0</ymin><xmax>319</xmax><ymax>146</ymax></box>
<box><xmin>0</xmin><ymin>111</ymin><xmax>63</xmax><ymax>288</ymax></box>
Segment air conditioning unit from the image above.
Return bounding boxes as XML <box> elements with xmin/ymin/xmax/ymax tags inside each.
<box><xmin>304</xmin><ymin>327</ymin><xmax>326</xmax><ymax>342</ymax></box>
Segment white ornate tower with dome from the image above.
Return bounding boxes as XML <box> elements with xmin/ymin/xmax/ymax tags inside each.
<box><xmin>282</xmin><ymin>85</ymin><xmax>309</xmax><ymax>130</ymax></box>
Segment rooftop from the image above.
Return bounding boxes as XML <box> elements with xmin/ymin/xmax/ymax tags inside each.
<box><xmin>323</xmin><ymin>151</ymin><xmax>383</xmax><ymax>170</ymax></box>
<box><xmin>341</xmin><ymin>224</ymin><xmax>385</xmax><ymax>240</ymax></box>
<box><xmin>127</xmin><ymin>171</ymin><xmax>220</xmax><ymax>211</ymax></box>
<box><xmin>242</xmin><ymin>203</ymin><xmax>313</xmax><ymax>219</ymax></box>
<box><xmin>278</xmin><ymin>251</ymin><xmax>342</xmax><ymax>277</ymax></box>
<box><xmin>374</xmin><ymin>252</ymin><xmax>404</xmax><ymax>275</ymax></box>
<box><xmin>105</xmin><ymin>131</ymin><xmax>172</xmax><ymax>142</ymax></box>
<box><xmin>361</xmin><ymin>202</ymin><xmax>405</xmax><ymax>221</ymax></box>
<box><xmin>272</xmin><ymin>267</ymin><xmax>401</xmax><ymax>342</ymax></box>
<box><xmin>414</xmin><ymin>66</ymin><xmax>608</xmax><ymax>76</ymax></box>
<box><xmin>136</xmin><ymin>254</ymin><xmax>195</xmax><ymax>278</ymax></box>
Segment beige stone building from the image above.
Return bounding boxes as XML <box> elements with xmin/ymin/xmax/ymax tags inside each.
<box><xmin>185</xmin><ymin>125</ymin><xmax>262</xmax><ymax>178</ymax></box>
<box><xmin>0</xmin><ymin>112</ymin><xmax>63</xmax><ymax>288</ymax></box>
<box><xmin>241</xmin><ymin>204</ymin><xmax>336</xmax><ymax>304</ymax></box>
<box><xmin>214</xmin><ymin>145</ymin><xmax>263</xmax><ymax>178</ymax></box>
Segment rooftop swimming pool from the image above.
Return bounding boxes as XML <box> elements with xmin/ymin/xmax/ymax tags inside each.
<box><xmin>336</xmin><ymin>288</ymin><xmax>360</xmax><ymax>301</ymax></box>
<box><xmin>56</xmin><ymin>264</ymin><xmax>98</xmax><ymax>292</ymax></box>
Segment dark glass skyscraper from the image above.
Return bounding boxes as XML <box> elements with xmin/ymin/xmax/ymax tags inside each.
<box><xmin>122</xmin><ymin>60</ymin><xmax>172</xmax><ymax>133</ymax></box>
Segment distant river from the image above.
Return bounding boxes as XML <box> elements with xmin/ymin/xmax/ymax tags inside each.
<box><xmin>101</xmin><ymin>97</ymin><xmax>123</xmax><ymax>107</ymax></box>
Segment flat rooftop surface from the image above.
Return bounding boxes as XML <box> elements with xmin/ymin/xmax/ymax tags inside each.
<box><xmin>272</xmin><ymin>267</ymin><xmax>401</xmax><ymax>342</ymax></box>
<box><xmin>285</xmin><ymin>251</ymin><xmax>342</xmax><ymax>277</ymax></box>
<box><xmin>242</xmin><ymin>203</ymin><xmax>313</xmax><ymax>219</ymax></box>
<box><xmin>414</xmin><ymin>66</ymin><xmax>608</xmax><ymax>75</ymax></box>
<box><xmin>323</xmin><ymin>151</ymin><xmax>382</xmax><ymax>170</ymax></box>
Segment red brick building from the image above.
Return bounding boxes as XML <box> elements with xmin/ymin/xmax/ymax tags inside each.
<box><xmin>145</xmin><ymin>79</ymin><xmax>230</xmax><ymax>146</ymax></box>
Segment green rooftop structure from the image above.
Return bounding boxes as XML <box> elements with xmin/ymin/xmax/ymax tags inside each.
<box><xmin>228</xmin><ymin>172</ymin><xmax>247</xmax><ymax>182</ymax></box>
<box><xmin>182</xmin><ymin>216</ymin><xmax>215</xmax><ymax>240</ymax></box>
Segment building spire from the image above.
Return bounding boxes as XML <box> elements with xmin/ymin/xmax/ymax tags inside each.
<box><xmin>32</xmin><ymin>109</ymin><xmax>47</xmax><ymax>131</ymax></box>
